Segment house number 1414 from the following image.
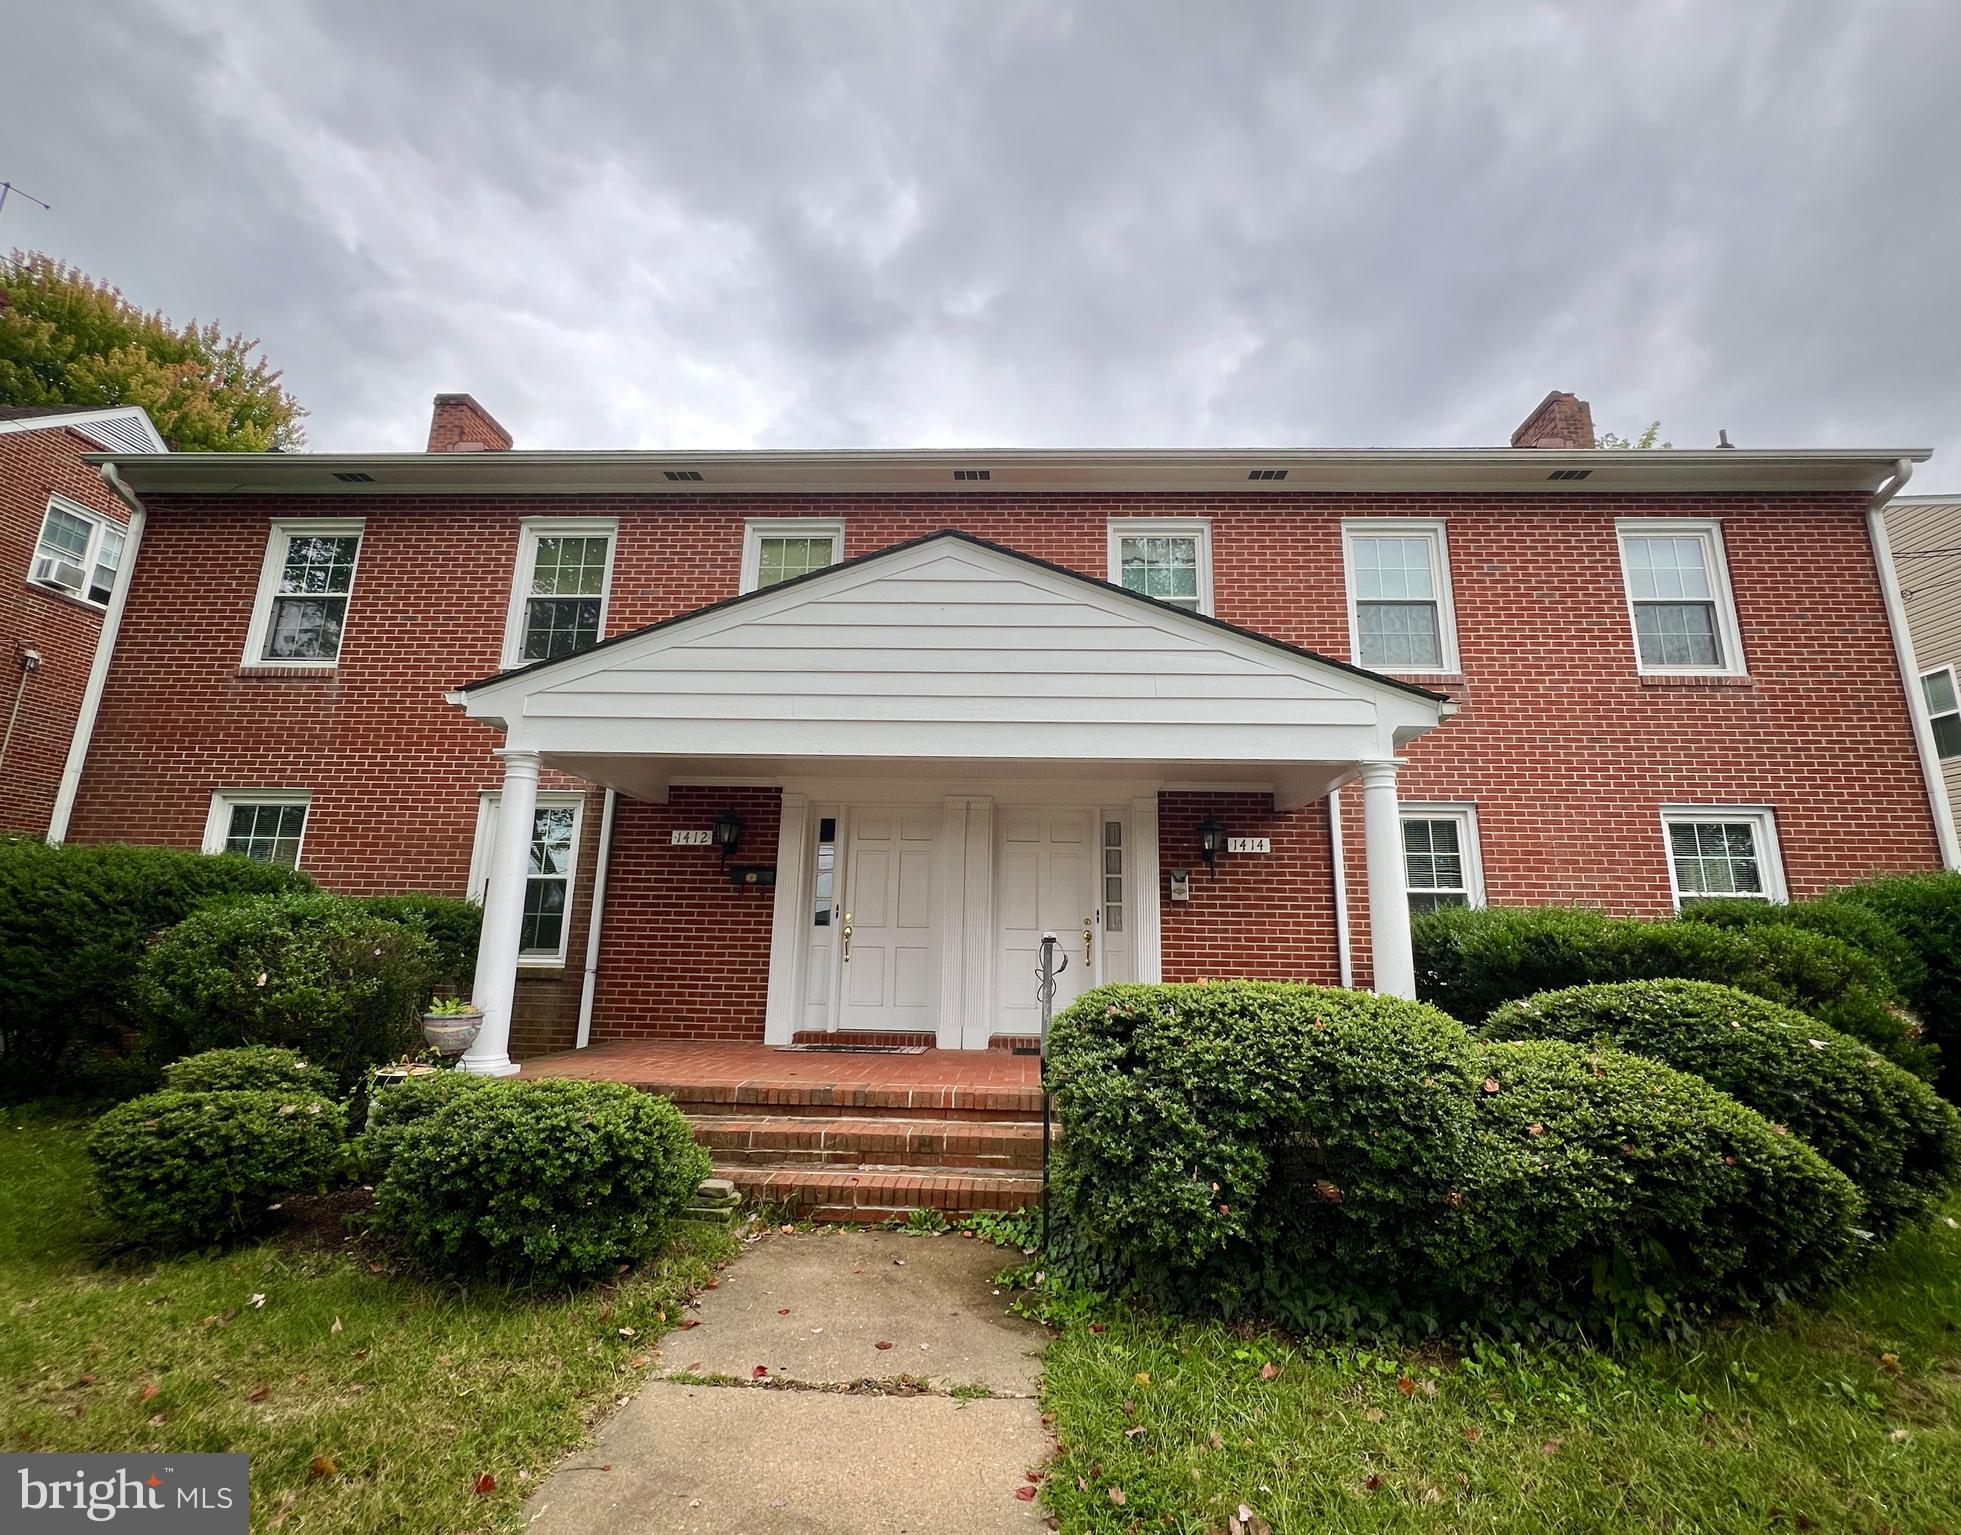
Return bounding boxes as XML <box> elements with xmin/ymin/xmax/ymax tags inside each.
<box><xmin>1226</xmin><ymin>837</ymin><xmax>1271</xmax><ymax>854</ymax></box>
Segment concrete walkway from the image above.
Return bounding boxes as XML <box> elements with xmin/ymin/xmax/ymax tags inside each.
<box><xmin>522</xmin><ymin>1227</ymin><xmax>1049</xmax><ymax>1534</ymax></box>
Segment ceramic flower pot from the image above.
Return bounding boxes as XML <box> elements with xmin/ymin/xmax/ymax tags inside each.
<box><xmin>421</xmin><ymin>1008</ymin><xmax>483</xmax><ymax>1056</ymax></box>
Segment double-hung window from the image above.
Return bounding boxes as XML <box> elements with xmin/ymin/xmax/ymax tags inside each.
<box><xmin>740</xmin><ymin>518</ymin><xmax>842</xmax><ymax>593</ymax></box>
<box><xmin>1107</xmin><ymin>520</ymin><xmax>1211</xmax><ymax>614</ymax></box>
<box><xmin>202</xmin><ymin>790</ymin><xmax>310</xmax><ymax>868</ymax></box>
<box><xmin>468</xmin><ymin>791</ymin><xmax>586</xmax><ymax>964</ymax></box>
<box><xmin>1616</xmin><ymin>521</ymin><xmax>1745</xmax><ymax>675</ymax></box>
<box><xmin>1660</xmin><ymin>806</ymin><xmax>1785</xmax><ymax>907</ymax></box>
<box><xmin>1921</xmin><ymin>666</ymin><xmax>1961</xmax><ymax>759</ymax></box>
<box><xmin>29</xmin><ymin>495</ymin><xmax>124</xmax><ymax>606</ymax></box>
<box><xmin>1400</xmin><ymin>805</ymin><xmax>1483</xmax><ymax>914</ymax></box>
<box><xmin>245</xmin><ymin>520</ymin><xmax>364</xmax><ymax>665</ymax></box>
<box><xmin>503</xmin><ymin>519</ymin><xmax>616</xmax><ymax>666</ymax></box>
<box><xmin>1343</xmin><ymin>520</ymin><xmax>1458</xmax><ymax>672</ymax></box>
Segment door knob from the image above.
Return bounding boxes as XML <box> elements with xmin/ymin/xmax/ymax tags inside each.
<box><xmin>841</xmin><ymin>913</ymin><xmax>853</xmax><ymax>963</ymax></box>
<box><xmin>1083</xmin><ymin>916</ymin><xmax>1093</xmax><ymax>965</ymax></box>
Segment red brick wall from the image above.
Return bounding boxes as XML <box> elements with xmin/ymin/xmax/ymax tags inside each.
<box><xmin>64</xmin><ymin>487</ymin><xmax>1942</xmax><ymax>1042</ymax></box>
<box><xmin>0</xmin><ymin>426</ymin><xmax>126</xmax><ymax>835</ymax></box>
<box><xmin>589</xmin><ymin>785</ymin><xmax>781</xmax><ymax>1042</ymax></box>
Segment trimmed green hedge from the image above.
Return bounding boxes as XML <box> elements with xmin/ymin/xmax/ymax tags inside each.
<box><xmin>1484</xmin><ymin>981</ymin><xmax>1961</xmax><ymax>1235</ymax></box>
<box><xmin>135</xmin><ymin>892</ymin><xmax>436</xmax><ymax>1092</ymax></box>
<box><xmin>162</xmin><ymin>1046</ymin><xmax>334</xmax><ymax>1097</ymax></box>
<box><xmin>87</xmin><ymin>1088</ymin><xmax>345</xmax><ymax>1247</ymax></box>
<box><xmin>372</xmin><ymin>1079</ymin><xmax>710</xmax><ymax>1286</ymax></box>
<box><xmin>362</xmin><ymin>893</ymin><xmax>482</xmax><ymax>999</ymax></box>
<box><xmin>1827</xmin><ymin>874</ymin><xmax>1961</xmax><ymax>1100</ymax></box>
<box><xmin>1046</xmin><ymin>982</ymin><xmax>1857</xmax><ymax>1337</ymax></box>
<box><xmin>1411</xmin><ymin>903</ymin><xmax>1928</xmax><ymax>1076</ymax></box>
<box><xmin>0</xmin><ymin>838</ymin><xmax>311</xmax><ymax>1095</ymax></box>
<box><xmin>359</xmin><ymin>1069</ymin><xmax>501</xmax><ymax>1182</ymax></box>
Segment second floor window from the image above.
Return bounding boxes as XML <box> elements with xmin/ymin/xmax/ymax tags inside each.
<box><xmin>1617</xmin><ymin>521</ymin><xmax>1745</xmax><ymax>676</ymax></box>
<box><xmin>1923</xmin><ymin>666</ymin><xmax>1961</xmax><ymax>759</ymax></box>
<box><xmin>30</xmin><ymin>496</ymin><xmax>124</xmax><ymax>606</ymax></box>
<box><xmin>742</xmin><ymin>519</ymin><xmax>842</xmax><ymax>592</ymax></box>
<box><xmin>246</xmin><ymin>520</ymin><xmax>363</xmax><ymax>665</ymax></box>
<box><xmin>1107</xmin><ymin>519</ymin><xmax>1212</xmax><ymax>614</ymax></box>
<box><xmin>504</xmin><ymin>519</ymin><xmax>616</xmax><ymax>666</ymax></box>
<box><xmin>1344</xmin><ymin>521</ymin><xmax>1458</xmax><ymax>672</ymax></box>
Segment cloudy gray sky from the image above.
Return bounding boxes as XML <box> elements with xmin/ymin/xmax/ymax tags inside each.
<box><xmin>7</xmin><ymin>2</ymin><xmax>1960</xmax><ymax>476</ymax></box>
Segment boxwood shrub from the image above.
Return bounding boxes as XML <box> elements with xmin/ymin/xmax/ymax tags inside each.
<box><xmin>362</xmin><ymin>893</ymin><xmax>483</xmax><ymax>998</ymax></box>
<box><xmin>1484</xmin><ymin>980</ymin><xmax>1961</xmax><ymax>1235</ymax></box>
<box><xmin>1411</xmin><ymin>903</ymin><xmax>1927</xmax><ymax>1076</ymax></box>
<box><xmin>372</xmin><ymin>1079</ymin><xmax>710</xmax><ymax>1286</ymax></box>
<box><xmin>162</xmin><ymin>1045</ymin><xmax>334</xmax><ymax>1097</ymax></box>
<box><xmin>1046</xmin><ymin>981</ymin><xmax>1859</xmax><ymax>1337</ymax></box>
<box><xmin>87</xmin><ymin>1087</ymin><xmax>344</xmax><ymax>1248</ymax></box>
<box><xmin>359</xmin><ymin>1068</ymin><xmax>502</xmax><ymax>1182</ymax></box>
<box><xmin>135</xmin><ymin>892</ymin><xmax>437</xmax><ymax>1091</ymax></box>
<box><xmin>1828</xmin><ymin>873</ymin><xmax>1961</xmax><ymax>1101</ymax></box>
<box><xmin>0</xmin><ymin>838</ymin><xmax>311</xmax><ymax>1096</ymax></box>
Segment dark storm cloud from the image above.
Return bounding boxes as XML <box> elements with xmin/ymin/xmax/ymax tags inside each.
<box><xmin>4</xmin><ymin>1</ymin><xmax>1958</xmax><ymax>476</ymax></box>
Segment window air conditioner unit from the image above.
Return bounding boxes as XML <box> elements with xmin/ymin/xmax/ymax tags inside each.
<box><xmin>32</xmin><ymin>555</ymin><xmax>86</xmax><ymax>594</ymax></box>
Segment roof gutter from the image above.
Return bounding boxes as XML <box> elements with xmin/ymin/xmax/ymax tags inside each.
<box><xmin>48</xmin><ymin>464</ymin><xmax>146</xmax><ymax>842</ymax></box>
<box><xmin>1866</xmin><ymin>458</ymin><xmax>1961</xmax><ymax>869</ymax></box>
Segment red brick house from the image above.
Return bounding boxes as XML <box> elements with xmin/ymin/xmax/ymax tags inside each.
<box><xmin>0</xmin><ymin>405</ymin><xmax>165</xmax><ymax>837</ymax></box>
<box><xmin>53</xmin><ymin>391</ymin><xmax>1955</xmax><ymax>1077</ymax></box>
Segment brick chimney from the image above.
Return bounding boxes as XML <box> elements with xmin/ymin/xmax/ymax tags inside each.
<box><xmin>1509</xmin><ymin>390</ymin><xmax>1595</xmax><ymax>450</ymax></box>
<box><xmin>426</xmin><ymin>393</ymin><xmax>513</xmax><ymax>453</ymax></box>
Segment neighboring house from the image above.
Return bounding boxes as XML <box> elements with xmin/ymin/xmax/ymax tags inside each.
<box><xmin>52</xmin><ymin>390</ymin><xmax>1953</xmax><ymax>1073</ymax></box>
<box><xmin>0</xmin><ymin>405</ymin><xmax>166</xmax><ymax>835</ymax></box>
<box><xmin>1885</xmin><ymin>492</ymin><xmax>1961</xmax><ymax>835</ymax></box>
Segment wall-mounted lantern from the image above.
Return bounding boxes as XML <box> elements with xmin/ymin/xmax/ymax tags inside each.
<box><xmin>1197</xmin><ymin>814</ymin><xmax>1226</xmax><ymax>872</ymax></box>
<box><xmin>713</xmin><ymin>808</ymin><xmax>744</xmax><ymax>862</ymax></box>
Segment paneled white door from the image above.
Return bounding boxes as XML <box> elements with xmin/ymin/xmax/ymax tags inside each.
<box><xmin>995</xmin><ymin>809</ymin><xmax>1096</xmax><ymax>1040</ymax></box>
<box><xmin>839</xmin><ymin>809</ymin><xmax>938</xmax><ymax>1033</ymax></box>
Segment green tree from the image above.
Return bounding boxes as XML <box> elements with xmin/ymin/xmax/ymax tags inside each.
<box><xmin>1597</xmin><ymin>420</ymin><xmax>1671</xmax><ymax>449</ymax></box>
<box><xmin>0</xmin><ymin>251</ymin><xmax>306</xmax><ymax>451</ymax></box>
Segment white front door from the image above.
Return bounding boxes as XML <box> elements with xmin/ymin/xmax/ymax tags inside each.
<box><xmin>838</xmin><ymin>809</ymin><xmax>938</xmax><ymax>1033</ymax></box>
<box><xmin>994</xmin><ymin>808</ymin><xmax>1097</xmax><ymax>1041</ymax></box>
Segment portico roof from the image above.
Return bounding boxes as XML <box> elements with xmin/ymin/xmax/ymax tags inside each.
<box><xmin>449</xmin><ymin>531</ymin><xmax>1454</xmax><ymax>806</ymax></box>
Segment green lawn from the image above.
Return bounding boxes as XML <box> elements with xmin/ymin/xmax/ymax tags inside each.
<box><xmin>0</xmin><ymin>1108</ymin><xmax>738</xmax><ymax>1534</ymax></box>
<box><xmin>1041</xmin><ymin>1206</ymin><xmax>1961</xmax><ymax>1533</ymax></box>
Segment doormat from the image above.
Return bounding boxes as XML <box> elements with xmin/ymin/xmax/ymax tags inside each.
<box><xmin>776</xmin><ymin>1043</ymin><xmax>929</xmax><ymax>1055</ymax></box>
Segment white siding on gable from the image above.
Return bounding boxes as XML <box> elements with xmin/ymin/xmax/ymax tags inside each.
<box><xmin>1891</xmin><ymin>497</ymin><xmax>1961</xmax><ymax>828</ymax></box>
<box><xmin>469</xmin><ymin>538</ymin><xmax>1444</xmax><ymax>766</ymax></box>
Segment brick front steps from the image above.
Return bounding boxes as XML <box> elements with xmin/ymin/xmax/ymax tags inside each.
<box><xmin>521</xmin><ymin>1041</ymin><xmax>1049</xmax><ymax>1217</ymax></box>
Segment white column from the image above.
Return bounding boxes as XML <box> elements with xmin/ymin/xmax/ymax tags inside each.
<box><xmin>763</xmin><ymin>792</ymin><xmax>810</xmax><ymax>1047</ymax></box>
<box><xmin>460</xmin><ymin>748</ymin><xmax>541</xmax><ymax>1076</ymax></box>
<box><xmin>1359</xmin><ymin>760</ymin><xmax>1415</xmax><ymax>999</ymax></box>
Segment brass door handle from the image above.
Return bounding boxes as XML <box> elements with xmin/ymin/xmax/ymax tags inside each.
<box><xmin>1083</xmin><ymin>916</ymin><xmax>1093</xmax><ymax>965</ymax></box>
<box><xmin>841</xmin><ymin>913</ymin><xmax>853</xmax><ymax>963</ymax></box>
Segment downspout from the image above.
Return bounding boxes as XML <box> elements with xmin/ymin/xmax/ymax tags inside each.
<box><xmin>48</xmin><ymin>464</ymin><xmax>146</xmax><ymax>842</ymax></box>
<box><xmin>1327</xmin><ymin>786</ymin><xmax>1354</xmax><ymax>987</ymax></box>
<box><xmin>574</xmin><ymin>786</ymin><xmax>618</xmax><ymax>1048</ymax></box>
<box><xmin>1867</xmin><ymin>459</ymin><xmax>1961</xmax><ymax>869</ymax></box>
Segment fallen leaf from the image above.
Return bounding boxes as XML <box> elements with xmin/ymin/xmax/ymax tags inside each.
<box><xmin>1482</xmin><ymin>1077</ymin><xmax>1500</xmax><ymax>1094</ymax></box>
<box><xmin>617</xmin><ymin>1327</ymin><xmax>637</xmax><ymax>1338</ymax></box>
<box><xmin>1108</xmin><ymin>1486</ymin><xmax>1127</xmax><ymax>1506</ymax></box>
<box><xmin>1363</xmin><ymin>1476</ymin><xmax>1382</xmax><ymax>1492</ymax></box>
<box><xmin>1134</xmin><ymin>1371</ymin><xmax>1151</xmax><ymax>1385</ymax></box>
<box><xmin>677</xmin><ymin>1319</ymin><xmax>700</xmax><ymax>1330</ymax></box>
<box><xmin>629</xmin><ymin>1354</ymin><xmax>650</xmax><ymax>1369</ymax></box>
<box><xmin>247</xmin><ymin>1385</ymin><xmax>269</xmax><ymax>1403</ymax></box>
<box><xmin>1396</xmin><ymin>1376</ymin><xmax>1416</xmax><ymax>1396</ymax></box>
<box><xmin>474</xmin><ymin>1474</ymin><xmax>496</xmax><ymax>1495</ymax></box>
<box><xmin>147</xmin><ymin>1414</ymin><xmax>164</xmax><ymax>1428</ymax></box>
<box><xmin>1363</xmin><ymin>1407</ymin><xmax>1384</xmax><ymax>1423</ymax></box>
<box><xmin>752</xmin><ymin>1365</ymin><xmax>770</xmax><ymax>1379</ymax></box>
<box><xmin>1259</xmin><ymin>1362</ymin><xmax>1281</xmax><ymax>1380</ymax></box>
<box><xmin>249</xmin><ymin>1293</ymin><xmax>267</xmax><ymax>1308</ymax></box>
<box><xmin>140</xmin><ymin>1383</ymin><xmax>160</xmax><ymax>1402</ymax></box>
<box><xmin>1527</xmin><ymin>1122</ymin><xmax>1545</xmax><ymax>1137</ymax></box>
<box><xmin>1207</xmin><ymin>1431</ymin><xmax>1224</xmax><ymax>1450</ymax></box>
<box><xmin>892</xmin><ymin>1258</ymin><xmax>905</xmax><ymax>1267</ymax></box>
<box><xmin>76</xmin><ymin>1374</ymin><xmax>96</xmax><ymax>1387</ymax></box>
<box><xmin>1880</xmin><ymin>1352</ymin><xmax>1900</xmax><ymax>1372</ymax></box>
<box><xmin>777</xmin><ymin>1308</ymin><xmax>791</xmax><ymax>1316</ymax></box>
<box><xmin>1463</xmin><ymin>1425</ymin><xmax>1483</xmax><ymax>1443</ymax></box>
<box><xmin>1014</xmin><ymin>1486</ymin><xmax>1037</xmax><ymax>1502</ymax></box>
<box><xmin>330</xmin><ymin>1317</ymin><xmax>342</xmax><ymax>1335</ymax></box>
<box><xmin>517</xmin><ymin>1470</ymin><xmax>529</xmax><ymax>1482</ymax></box>
<box><xmin>308</xmin><ymin>1457</ymin><xmax>336</xmax><ymax>1480</ymax></box>
<box><xmin>875</xmin><ymin>1341</ymin><xmax>894</xmax><ymax>1351</ymax></box>
<box><xmin>1124</xmin><ymin>1426</ymin><xmax>1146</xmax><ymax>1439</ymax></box>
<box><xmin>781</xmin><ymin>1224</ymin><xmax>795</xmax><ymax>1234</ymax></box>
<box><xmin>1088</xmin><ymin>1323</ymin><xmax>1107</xmax><ymax>1334</ymax></box>
<box><xmin>1541</xmin><ymin>1439</ymin><xmax>1563</xmax><ymax>1456</ymax></box>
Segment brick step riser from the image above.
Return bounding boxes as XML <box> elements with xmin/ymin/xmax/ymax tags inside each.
<box><xmin>644</xmin><ymin>1087</ymin><xmax>1047</xmax><ymax>1124</ymax></box>
<box><xmin>689</xmin><ymin>1118</ymin><xmax>1048</xmax><ymax>1172</ymax></box>
<box><xmin>720</xmin><ymin>1165</ymin><xmax>1042</xmax><ymax>1216</ymax></box>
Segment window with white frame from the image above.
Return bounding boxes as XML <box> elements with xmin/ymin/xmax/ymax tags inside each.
<box><xmin>1660</xmin><ymin>807</ymin><xmax>1784</xmax><ymax>906</ymax></box>
<box><xmin>1107</xmin><ymin>520</ymin><xmax>1212</xmax><ymax>614</ymax></box>
<box><xmin>468</xmin><ymin>791</ymin><xmax>586</xmax><ymax>963</ymax></box>
<box><xmin>1343</xmin><ymin>521</ymin><xmax>1458</xmax><ymax>672</ymax></box>
<box><xmin>741</xmin><ymin>519</ymin><xmax>842</xmax><ymax>593</ymax></box>
<box><xmin>1921</xmin><ymin>666</ymin><xmax>1961</xmax><ymax>760</ymax></box>
<box><xmin>202</xmin><ymin>791</ymin><xmax>310</xmax><ymax>868</ymax></box>
<box><xmin>29</xmin><ymin>495</ymin><xmax>124</xmax><ymax>606</ymax></box>
<box><xmin>244</xmin><ymin>520</ymin><xmax>363</xmax><ymax>665</ymax></box>
<box><xmin>503</xmin><ymin>519</ymin><xmax>616</xmax><ymax>666</ymax></box>
<box><xmin>1400</xmin><ymin>805</ymin><xmax>1483</xmax><ymax>914</ymax></box>
<box><xmin>1616</xmin><ymin>521</ymin><xmax>1745</xmax><ymax>675</ymax></box>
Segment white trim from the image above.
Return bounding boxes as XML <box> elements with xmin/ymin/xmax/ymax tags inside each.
<box><xmin>574</xmin><ymin>787</ymin><xmax>618</xmax><ymax>1048</ymax></box>
<box><xmin>27</xmin><ymin>493</ymin><xmax>125</xmax><ymax>608</ymax></box>
<box><xmin>1327</xmin><ymin>789</ymin><xmax>1352</xmax><ymax>987</ymax></box>
<box><xmin>1919</xmin><ymin>663</ymin><xmax>1961</xmax><ymax>760</ymax></box>
<box><xmin>466</xmin><ymin>789</ymin><xmax>587</xmax><ymax>966</ymax></box>
<box><xmin>764</xmin><ymin>790</ymin><xmax>813</xmax><ymax>1045</ymax></box>
<box><xmin>0</xmin><ymin>405</ymin><xmax>167</xmax><ymax>453</ymax></box>
<box><xmin>201</xmin><ymin>789</ymin><xmax>312</xmax><ymax>867</ymax></box>
<box><xmin>1341</xmin><ymin>518</ymin><xmax>1461</xmax><ymax>674</ymax></box>
<box><xmin>1106</xmin><ymin>517</ymin><xmax>1214</xmax><ymax>616</ymax></box>
<box><xmin>1615</xmin><ymin>518</ymin><xmax>1748</xmax><ymax>678</ymax></box>
<box><xmin>241</xmin><ymin>518</ymin><xmax>366</xmax><ymax>668</ymax></box>
<box><xmin>50</xmin><ymin>468</ymin><xmax>145</xmax><ymax>841</ymax></box>
<box><xmin>740</xmin><ymin>517</ymin><xmax>844</xmax><ymax>594</ymax></box>
<box><xmin>1658</xmin><ymin>804</ymin><xmax>1787</xmax><ymax>908</ymax></box>
<box><xmin>1398</xmin><ymin>802</ymin><xmax>1485</xmax><ymax>910</ymax></box>
<box><xmin>1128</xmin><ymin>794</ymin><xmax>1161</xmax><ymax>984</ymax></box>
<box><xmin>499</xmin><ymin>517</ymin><xmax>619</xmax><ymax>669</ymax></box>
<box><xmin>1868</xmin><ymin>501</ymin><xmax>1961</xmax><ymax>867</ymax></box>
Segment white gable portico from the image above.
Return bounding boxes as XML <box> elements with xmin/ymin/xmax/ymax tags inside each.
<box><xmin>449</xmin><ymin>532</ymin><xmax>1453</xmax><ymax>1072</ymax></box>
